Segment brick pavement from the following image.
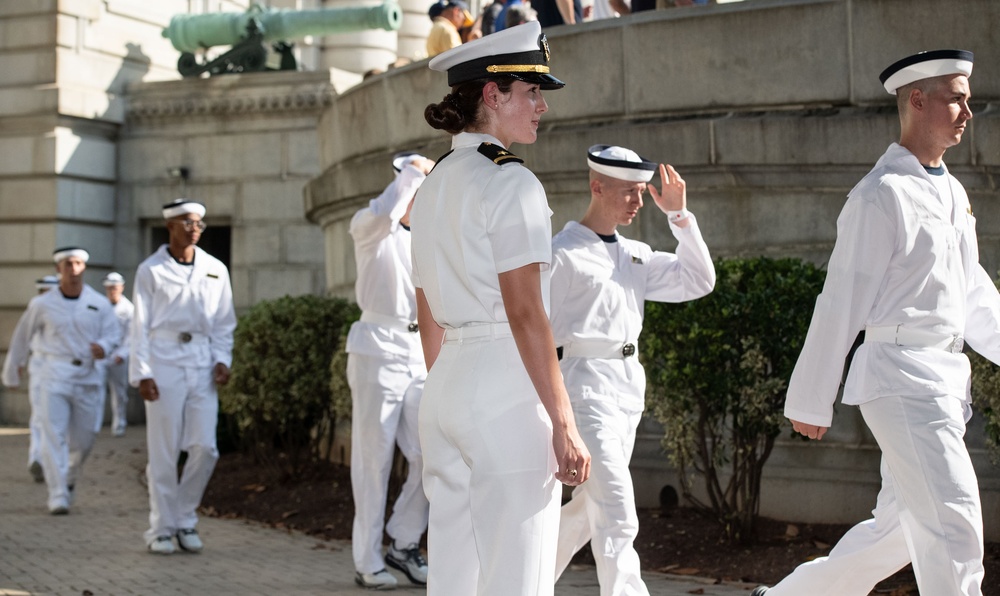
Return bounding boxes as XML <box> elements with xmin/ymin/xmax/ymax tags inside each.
<box><xmin>0</xmin><ymin>426</ymin><xmax>754</xmax><ymax>596</ymax></box>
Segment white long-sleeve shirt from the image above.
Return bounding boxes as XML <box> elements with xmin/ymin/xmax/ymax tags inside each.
<box><xmin>2</xmin><ymin>285</ymin><xmax>120</xmax><ymax>387</ymax></box>
<box><xmin>785</xmin><ymin>143</ymin><xmax>1000</xmax><ymax>427</ymax></box>
<box><xmin>549</xmin><ymin>218</ymin><xmax>715</xmax><ymax>412</ymax></box>
<box><xmin>345</xmin><ymin>163</ymin><xmax>427</xmax><ymax>362</ymax></box>
<box><xmin>108</xmin><ymin>296</ymin><xmax>134</xmax><ymax>362</ymax></box>
<box><xmin>129</xmin><ymin>245</ymin><xmax>236</xmax><ymax>385</ymax></box>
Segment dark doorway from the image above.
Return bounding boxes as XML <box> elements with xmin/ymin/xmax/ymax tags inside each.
<box><xmin>150</xmin><ymin>224</ymin><xmax>232</xmax><ymax>270</ymax></box>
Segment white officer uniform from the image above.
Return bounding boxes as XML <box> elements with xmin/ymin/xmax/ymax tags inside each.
<box><xmin>130</xmin><ymin>201</ymin><xmax>236</xmax><ymax>548</ymax></box>
<box><xmin>412</xmin><ymin>21</ymin><xmax>568</xmax><ymax>596</ymax></box>
<box><xmin>551</xmin><ymin>146</ymin><xmax>715</xmax><ymax>596</ymax></box>
<box><xmin>2</xmin><ymin>248</ymin><xmax>120</xmax><ymax>513</ymax></box>
<box><xmin>97</xmin><ymin>272</ymin><xmax>134</xmax><ymax>437</ymax></box>
<box><xmin>771</xmin><ymin>51</ymin><xmax>998</xmax><ymax>596</ymax></box>
<box><xmin>346</xmin><ymin>154</ymin><xmax>430</xmax><ymax>579</ymax></box>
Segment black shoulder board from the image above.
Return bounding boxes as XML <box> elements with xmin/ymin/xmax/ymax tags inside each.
<box><xmin>207</xmin><ymin>273</ymin><xmax>219</xmax><ymax>279</ymax></box>
<box><xmin>87</xmin><ymin>304</ymin><xmax>99</xmax><ymax>311</ymax></box>
<box><xmin>477</xmin><ymin>142</ymin><xmax>523</xmax><ymax>165</ymax></box>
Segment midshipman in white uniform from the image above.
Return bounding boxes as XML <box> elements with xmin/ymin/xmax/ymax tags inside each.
<box><xmin>2</xmin><ymin>247</ymin><xmax>120</xmax><ymax>514</ymax></box>
<box><xmin>347</xmin><ymin>152</ymin><xmax>433</xmax><ymax>590</ymax></box>
<box><xmin>98</xmin><ymin>272</ymin><xmax>134</xmax><ymax>437</ymax></box>
<box><xmin>552</xmin><ymin>145</ymin><xmax>715</xmax><ymax>595</ymax></box>
<box><xmin>131</xmin><ymin>199</ymin><xmax>236</xmax><ymax>555</ymax></box>
<box><xmin>26</xmin><ymin>275</ymin><xmax>60</xmax><ymax>482</ymax></box>
<box><xmin>754</xmin><ymin>50</ymin><xmax>998</xmax><ymax>596</ymax></box>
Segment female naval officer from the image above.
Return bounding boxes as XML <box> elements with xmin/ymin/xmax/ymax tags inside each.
<box><xmin>409</xmin><ymin>21</ymin><xmax>591</xmax><ymax>596</ymax></box>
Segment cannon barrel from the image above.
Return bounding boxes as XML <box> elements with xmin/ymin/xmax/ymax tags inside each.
<box><xmin>162</xmin><ymin>3</ymin><xmax>402</xmax><ymax>54</ymax></box>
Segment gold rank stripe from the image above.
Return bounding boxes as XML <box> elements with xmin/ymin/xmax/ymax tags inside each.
<box><xmin>494</xmin><ymin>154</ymin><xmax>519</xmax><ymax>164</ymax></box>
<box><xmin>486</xmin><ymin>64</ymin><xmax>550</xmax><ymax>74</ymax></box>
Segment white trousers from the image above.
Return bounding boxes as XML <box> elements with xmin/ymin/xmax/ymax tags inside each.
<box><xmin>36</xmin><ymin>378</ymin><xmax>102</xmax><ymax>510</ymax></box>
<box><xmin>768</xmin><ymin>395</ymin><xmax>984</xmax><ymax>596</ymax></box>
<box><xmin>100</xmin><ymin>358</ymin><xmax>130</xmax><ymax>433</ymax></box>
<box><xmin>347</xmin><ymin>353</ymin><xmax>428</xmax><ymax>573</ymax></box>
<box><xmin>420</xmin><ymin>335</ymin><xmax>560</xmax><ymax>596</ymax></box>
<box><xmin>143</xmin><ymin>362</ymin><xmax>219</xmax><ymax>544</ymax></box>
<box><xmin>27</xmin><ymin>359</ymin><xmax>44</xmax><ymax>467</ymax></box>
<box><xmin>555</xmin><ymin>398</ymin><xmax>648</xmax><ymax>596</ymax></box>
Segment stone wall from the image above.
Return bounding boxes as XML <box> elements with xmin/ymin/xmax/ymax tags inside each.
<box><xmin>120</xmin><ymin>71</ymin><xmax>333</xmax><ymax>309</ymax></box>
<box><xmin>304</xmin><ymin>0</ymin><xmax>1000</xmax><ymax>537</ymax></box>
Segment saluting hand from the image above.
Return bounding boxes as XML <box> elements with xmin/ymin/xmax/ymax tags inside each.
<box><xmin>648</xmin><ymin>164</ymin><xmax>687</xmax><ymax>214</ymax></box>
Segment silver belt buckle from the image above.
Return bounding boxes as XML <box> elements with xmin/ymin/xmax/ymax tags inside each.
<box><xmin>179</xmin><ymin>332</ymin><xmax>193</xmax><ymax>343</ymax></box>
<box><xmin>949</xmin><ymin>336</ymin><xmax>964</xmax><ymax>353</ymax></box>
<box><xmin>407</xmin><ymin>322</ymin><xmax>419</xmax><ymax>333</ymax></box>
<box><xmin>621</xmin><ymin>343</ymin><xmax>636</xmax><ymax>358</ymax></box>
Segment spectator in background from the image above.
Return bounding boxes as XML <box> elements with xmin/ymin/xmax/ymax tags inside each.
<box><xmin>480</xmin><ymin>0</ymin><xmax>506</xmax><ymax>35</ymax></box>
<box><xmin>494</xmin><ymin>0</ymin><xmax>522</xmax><ymax>32</ymax></box>
<box><xmin>504</xmin><ymin>3</ymin><xmax>537</xmax><ymax>28</ymax></box>
<box><xmin>534</xmin><ymin>0</ymin><xmax>582</xmax><ymax>27</ymax></box>
<box><xmin>426</xmin><ymin>0</ymin><xmax>475</xmax><ymax>57</ymax></box>
<box><xmin>591</xmin><ymin>0</ymin><xmax>630</xmax><ymax>19</ymax></box>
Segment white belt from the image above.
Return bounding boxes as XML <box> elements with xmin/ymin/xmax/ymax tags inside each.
<box><xmin>35</xmin><ymin>352</ymin><xmax>92</xmax><ymax>367</ymax></box>
<box><xmin>864</xmin><ymin>325</ymin><xmax>964</xmax><ymax>353</ymax></box>
<box><xmin>150</xmin><ymin>328</ymin><xmax>209</xmax><ymax>344</ymax></box>
<box><xmin>559</xmin><ymin>339</ymin><xmax>638</xmax><ymax>360</ymax></box>
<box><xmin>443</xmin><ymin>322</ymin><xmax>512</xmax><ymax>344</ymax></box>
<box><xmin>360</xmin><ymin>311</ymin><xmax>419</xmax><ymax>333</ymax></box>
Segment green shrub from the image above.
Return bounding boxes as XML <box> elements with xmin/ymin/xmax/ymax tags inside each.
<box><xmin>968</xmin><ymin>272</ymin><xmax>1000</xmax><ymax>463</ymax></box>
<box><xmin>970</xmin><ymin>350</ymin><xmax>1000</xmax><ymax>463</ymax></box>
<box><xmin>219</xmin><ymin>294</ymin><xmax>359</xmax><ymax>480</ymax></box>
<box><xmin>642</xmin><ymin>256</ymin><xmax>826</xmax><ymax>544</ymax></box>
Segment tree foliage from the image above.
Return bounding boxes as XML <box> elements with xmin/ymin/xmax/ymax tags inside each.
<box><xmin>219</xmin><ymin>294</ymin><xmax>359</xmax><ymax>480</ymax></box>
<box><xmin>642</xmin><ymin>256</ymin><xmax>826</xmax><ymax>544</ymax></box>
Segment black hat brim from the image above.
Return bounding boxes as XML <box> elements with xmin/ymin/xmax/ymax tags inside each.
<box><xmin>510</xmin><ymin>72</ymin><xmax>565</xmax><ymax>90</ymax></box>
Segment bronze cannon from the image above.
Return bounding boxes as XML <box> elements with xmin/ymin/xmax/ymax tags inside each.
<box><xmin>162</xmin><ymin>3</ymin><xmax>403</xmax><ymax>77</ymax></box>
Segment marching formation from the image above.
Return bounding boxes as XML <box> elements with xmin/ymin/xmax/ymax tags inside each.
<box><xmin>1</xmin><ymin>19</ymin><xmax>995</xmax><ymax>596</ymax></box>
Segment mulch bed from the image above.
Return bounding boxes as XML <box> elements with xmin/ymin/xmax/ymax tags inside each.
<box><xmin>202</xmin><ymin>451</ymin><xmax>1000</xmax><ymax>594</ymax></box>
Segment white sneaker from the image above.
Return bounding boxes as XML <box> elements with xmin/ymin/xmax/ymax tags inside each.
<box><xmin>385</xmin><ymin>543</ymin><xmax>428</xmax><ymax>585</ymax></box>
<box><xmin>355</xmin><ymin>569</ymin><xmax>398</xmax><ymax>590</ymax></box>
<box><xmin>112</xmin><ymin>426</ymin><xmax>126</xmax><ymax>437</ymax></box>
<box><xmin>176</xmin><ymin>528</ymin><xmax>203</xmax><ymax>553</ymax></box>
<box><xmin>148</xmin><ymin>536</ymin><xmax>175</xmax><ymax>555</ymax></box>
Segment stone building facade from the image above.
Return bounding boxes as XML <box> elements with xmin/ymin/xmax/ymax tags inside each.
<box><xmin>0</xmin><ymin>0</ymin><xmax>433</xmax><ymax>423</ymax></box>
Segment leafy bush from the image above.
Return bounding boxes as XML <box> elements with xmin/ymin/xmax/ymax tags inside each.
<box><xmin>642</xmin><ymin>256</ymin><xmax>826</xmax><ymax>544</ymax></box>
<box><xmin>970</xmin><ymin>350</ymin><xmax>1000</xmax><ymax>463</ymax></box>
<box><xmin>969</xmin><ymin>272</ymin><xmax>1000</xmax><ymax>463</ymax></box>
<box><xmin>219</xmin><ymin>294</ymin><xmax>359</xmax><ymax>480</ymax></box>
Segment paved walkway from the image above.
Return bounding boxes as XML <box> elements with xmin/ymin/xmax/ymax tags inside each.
<box><xmin>0</xmin><ymin>425</ymin><xmax>756</xmax><ymax>595</ymax></box>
